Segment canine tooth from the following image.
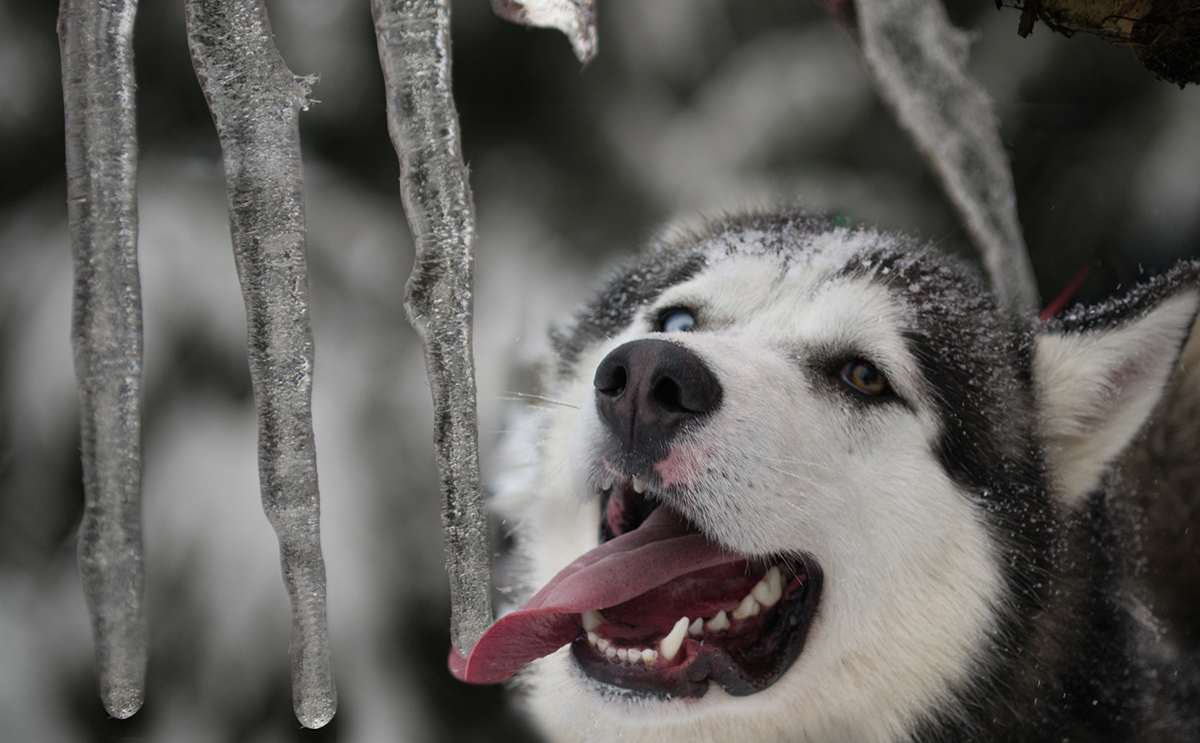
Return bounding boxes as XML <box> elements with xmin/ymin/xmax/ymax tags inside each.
<box><xmin>752</xmin><ymin>566</ymin><xmax>783</xmax><ymax>608</ymax></box>
<box><xmin>587</xmin><ymin>631</ymin><xmax>599</xmax><ymax>647</ymax></box>
<box><xmin>632</xmin><ymin>478</ymin><xmax>646</xmax><ymax>494</ymax></box>
<box><xmin>707</xmin><ymin>610</ymin><xmax>730</xmax><ymax>631</ymax></box>
<box><xmin>582</xmin><ymin>610</ymin><xmax>605</xmax><ymax>632</ymax></box>
<box><xmin>733</xmin><ymin>594</ymin><xmax>761</xmax><ymax>619</ymax></box>
<box><xmin>642</xmin><ymin>649</ymin><xmax>658</xmax><ymax>664</ymax></box>
<box><xmin>597</xmin><ymin>638</ymin><xmax>611</xmax><ymax>652</ymax></box>
<box><xmin>751</xmin><ymin>579</ymin><xmax>771</xmax><ymax>605</ymax></box>
<box><xmin>605</xmin><ymin>646</ymin><xmax>617</xmax><ymax>659</ymax></box>
<box><xmin>601</xmin><ymin>474</ymin><xmax>615</xmax><ymax>491</ymax></box>
<box><xmin>688</xmin><ymin>617</ymin><xmax>704</xmax><ymax>636</ymax></box>
<box><xmin>660</xmin><ymin>616</ymin><xmax>689</xmax><ymax>661</ymax></box>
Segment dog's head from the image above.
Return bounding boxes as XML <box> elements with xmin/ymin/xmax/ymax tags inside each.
<box><xmin>475</xmin><ymin>213</ymin><xmax>1199</xmax><ymax>742</ymax></box>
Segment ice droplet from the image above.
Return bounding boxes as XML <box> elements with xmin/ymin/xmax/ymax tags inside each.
<box><xmin>58</xmin><ymin>0</ymin><xmax>148</xmax><ymax>720</ymax></box>
<box><xmin>186</xmin><ymin>0</ymin><xmax>335</xmax><ymax>728</ymax></box>
<box><xmin>372</xmin><ymin>0</ymin><xmax>494</xmax><ymax>653</ymax></box>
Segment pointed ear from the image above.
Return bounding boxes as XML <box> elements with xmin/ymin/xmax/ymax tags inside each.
<box><xmin>1034</xmin><ymin>263</ymin><xmax>1200</xmax><ymax>508</ymax></box>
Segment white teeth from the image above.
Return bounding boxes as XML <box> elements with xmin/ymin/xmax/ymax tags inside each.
<box><xmin>600</xmin><ymin>474</ymin><xmax>615</xmax><ymax>491</ymax></box>
<box><xmin>751</xmin><ymin>566</ymin><xmax>784</xmax><ymax>608</ymax></box>
<box><xmin>733</xmin><ymin>594</ymin><xmax>761</xmax><ymax>619</ymax></box>
<box><xmin>582</xmin><ymin>610</ymin><xmax>605</xmax><ymax>632</ymax></box>
<box><xmin>631</xmin><ymin>478</ymin><xmax>647</xmax><ymax>494</ymax></box>
<box><xmin>660</xmin><ymin>616</ymin><xmax>690</xmax><ymax>661</ymax></box>
<box><xmin>603</xmin><ymin>646</ymin><xmax>655</xmax><ymax>665</ymax></box>
<box><xmin>586</xmin><ymin>569</ymin><xmax>783</xmax><ymax>667</ymax></box>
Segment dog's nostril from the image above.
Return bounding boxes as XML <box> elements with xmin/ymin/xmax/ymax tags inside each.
<box><xmin>651</xmin><ymin>376</ymin><xmax>685</xmax><ymax>412</ymax></box>
<box><xmin>594</xmin><ymin>362</ymin><xmax>627</xmax><ymax>396</ymax></box>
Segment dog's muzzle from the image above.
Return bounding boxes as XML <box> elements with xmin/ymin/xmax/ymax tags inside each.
<box><xmin>593</xmin><ymin>339</ymin><xmax>722</xmax><ymax>461</ymax></box>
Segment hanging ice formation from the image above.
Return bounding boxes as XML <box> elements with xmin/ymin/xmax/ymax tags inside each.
<box><xmin>58</xmin><ymin>0</ymin><xmax>148</xmax><ymax>721</ymax></box>
<box><xmin>371</xmin><ymin>0</ymin><xmax>493</xmax><ymax>655</ymax></box>
<box><xmin>836</xmin><ymin>0</ymin><xmax>1041</xmax><ymax>315</ymax></box>
<box><xmin>490</xmin><ymin>0</ymin><xmax>599</xmax><ymax>63</ymax></box>
<box><xmin>370</xmin><ymin>0</ymin><xmax>598</xmax><ymax>657</ymax></box>
<box><xmin>185</xmin><ymin>0</ymin><xmax>335</xmax><ymax>729</ymax></box>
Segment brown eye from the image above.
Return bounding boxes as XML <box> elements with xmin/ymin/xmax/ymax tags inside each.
<box><xmin>840</xmin><ymin>360</ymin><xmax>890</xmax><ymax>396</ymax></box>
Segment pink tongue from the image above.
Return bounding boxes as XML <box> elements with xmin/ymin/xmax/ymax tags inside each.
<box><xmin>449</xmin><ymin>507</ymin><xmax>740</xmax><ymax>684</ymax></box>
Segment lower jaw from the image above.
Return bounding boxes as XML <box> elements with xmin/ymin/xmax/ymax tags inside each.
<box><xmin>571</xmin><ymin>637</ymin><xmax>711</xmax><ymax>698</ymax></box>
<box><xmin>570</xmin><ymin>563</ymin><xmax>824</xmax><ymax>699</ymax></box>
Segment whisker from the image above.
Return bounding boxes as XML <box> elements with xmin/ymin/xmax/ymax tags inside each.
<box><xmin>763</xmin><ymin>463</ymin><xmax>822</xmax><ymax>487</ymax></box>
<box><xmin>759</xmin><ymin>454</ymin><xmax>832</xmax><ymax>471</ymax></box>
<box><xmin>497</xmin><ymin>392</ymin><xmax>579</xmax><ymax>409</ymax></box>
<box><xmin>782</xmin><ymin>560</ymin><xmax>802</xmax><ymax>583</ymax></box>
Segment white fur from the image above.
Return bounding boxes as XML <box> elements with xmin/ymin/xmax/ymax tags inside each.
<box><xmin>506</xmin><ymin>237</ymin><xmax>1006</xmax><ymax>743</ymax></box>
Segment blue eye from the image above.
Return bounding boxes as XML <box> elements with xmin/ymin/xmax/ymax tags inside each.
<box><xmin>661</xmin><ymin>309</ymin><xmax>696</xmax><ymax>333</ymax></box>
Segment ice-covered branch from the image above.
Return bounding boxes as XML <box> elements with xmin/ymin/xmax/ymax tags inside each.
<box><xmin>1007</xmin><ymin>0</ymin><xmax>1199</xmax><ymax>86</ymax></box>
<box><xmin>850</xmin><ymin>0</ymin><xmax>1040</xmax><ymax>315</ymax></box>
<box><xmin>184</xmin><ymin>0</ymin><xmax>335</xmax><ymax>728</ymax></box>
<box><xmin>372</xmin><ymin>0</ymin><xmax>493</xmax><ymax>653</ymax></box>
<box><xmin>491</xmin><ymin>0</ymin><xmax>598</xmax><ymax>63</ymax></box>
<box><xmin>57</xmin><ymin>0</ymin><xmax>147</xmax><ymax>720</ymax></box>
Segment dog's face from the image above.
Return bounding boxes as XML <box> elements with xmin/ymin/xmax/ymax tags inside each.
<box><xmin>483</xmin><ymin>215</ymin><xmax>1199</xmax><ymax>742</ymax></box>
<box><xmin>500</xmin><ymin>217</ymin><xmax>1019</xmax><ymax>740</ymax></box>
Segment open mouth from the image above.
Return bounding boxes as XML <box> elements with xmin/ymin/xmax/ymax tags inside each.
<box><xmin>576</xmin><ymin>479</ymin><xmax>822</xmax><ymax>697</ymax></box>
<box><xmin>448</xmin><ymin>475</ymin><xmax>822</xmax><ymax>701</ymax></box>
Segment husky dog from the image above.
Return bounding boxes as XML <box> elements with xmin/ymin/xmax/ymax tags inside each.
<box><xmin>455</xmin><ymin>212</ymin><xmax>1200</xmax><ymax>742</ymax></box>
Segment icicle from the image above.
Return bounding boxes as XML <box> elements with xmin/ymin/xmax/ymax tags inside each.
<box><xmin>490</xmin><ymin>0</ymin><xmax>598</xmax><ymax>63</ymax></box>
<box><xmin>852</xmin><ymin>0</ymin><xmax>1040</xmax><ymax>316</ymax></box>
<box><xmin>184</xmin><ymin>0</ymin><xmax>335</xmax><ymax>729</ymax></box>
<box><xmin>58</xmin><ymin>0</ymin><xmax>147</xmax><ymax>720</ymax></box>
<box><xmin>372</xmin><ymin>0</ymin><xmax>493</xmax><ymax>653</ymax></box>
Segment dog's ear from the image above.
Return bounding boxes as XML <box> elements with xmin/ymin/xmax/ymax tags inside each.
<box><xmin>1034</xmin><ymin>262</ymin><xmax>1200</xmax><ymax>508</ymax></box>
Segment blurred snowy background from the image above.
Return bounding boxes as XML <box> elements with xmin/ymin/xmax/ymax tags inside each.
<box><xmin>0</xmin><ymin>0</ymin><xmax>1198</xmax><ymax>740</ymax></box>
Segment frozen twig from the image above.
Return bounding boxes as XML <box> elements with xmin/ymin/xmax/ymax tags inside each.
<box><xmin>851</xmin><ymin>0</ymin><xmax>1040</xmax><ymax>315</ymax></box>
<box><xmin>1006</xmin><ymin>0</ymin><xmax>1200</xmax><ymax>86</ymax></box>
<box><xmin>185</xmin><ymin>0</ymin><xmax>335</xmax><ymax>728</ymax></box>
<box><xmin>372</xmin><ymin>0</ymin><xmax>493</xmax><ymax>653</ymax></box>
<box><xmin>58</xmin><ymin>0</ymin><xmax>147</xmax><ymax>720</ymax></box>
<box><xmin>491</xmin><ymin>0</ymin><xmax>598</xmax><ymax>63</ymax></box>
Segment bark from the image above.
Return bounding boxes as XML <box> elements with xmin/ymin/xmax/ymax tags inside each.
<box><xmin>1008</xmin><ymin>0</ymin><xmax>1200</xmax><ymax>86</ymax></box>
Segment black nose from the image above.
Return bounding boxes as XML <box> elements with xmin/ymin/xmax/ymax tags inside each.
<box><xmin>593</xmin><ymin>338</ymin><xmax>722</xmax><ymax>455</ymax></box>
